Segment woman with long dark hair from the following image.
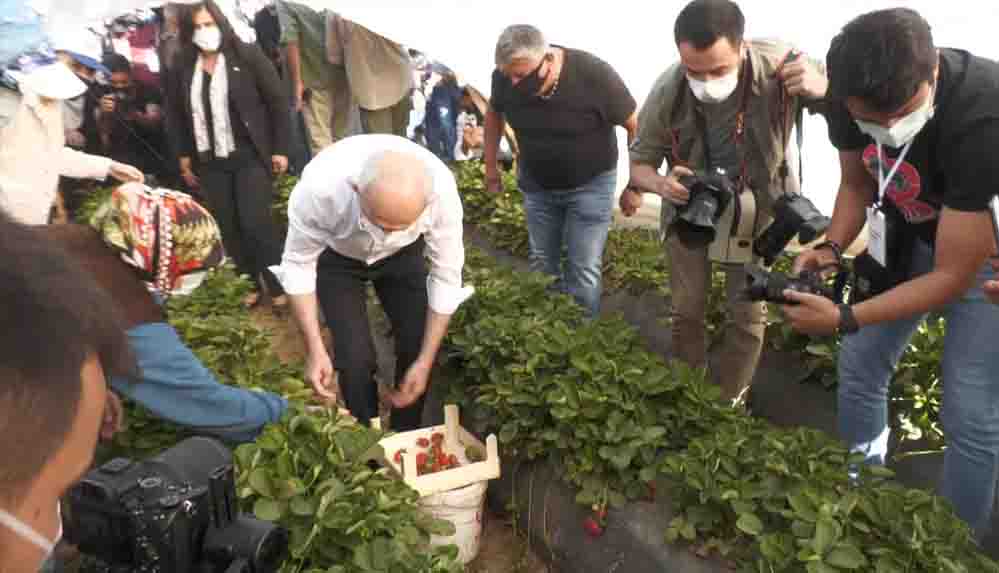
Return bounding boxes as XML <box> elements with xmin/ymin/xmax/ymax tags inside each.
<box><xmin>166</xmin><ymin>1</ymin><xmax>289</xmax><ymax>309</ymax></box>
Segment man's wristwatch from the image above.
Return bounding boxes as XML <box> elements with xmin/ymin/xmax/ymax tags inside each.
<box><xmin>837</xmin><ymin>304</ymin><xmax>859</xmax><ymax>335</ymax></box>
<box><xmin>814</xmin><ymin>240</ymin><xmax>844</xmax><ymax>264</ymax></box>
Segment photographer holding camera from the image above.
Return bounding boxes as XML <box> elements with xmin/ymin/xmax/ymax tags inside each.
<box><xmin>96</xmin><ymin>53</ymin><xmax>168</xmax><ymax>182</ymax></box>
<box><xmin>627</xmin><ymin>0</ymin><xmax>828</xmax><ymax>403</ymax></box>
<box><xmin>784</xmin><ymin>9</ymin><xmax>999</xmax><ymax>538</ymax></box>
<box><xmin>0</xmin><ymin>210</ymin><xmax>136</xmax><ymax>573</ymax></box>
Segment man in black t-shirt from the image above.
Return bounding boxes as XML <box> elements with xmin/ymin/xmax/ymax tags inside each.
<box><xmin>97</xmin><ymin>54</ymin><xmax>168</xmax><ymax>181</ymax></box>
<box><xmin>784</xmin><ymin>8</ymin><xmax>999</xmax><ymax>538</ymax></box>
<box><xmin>483</xmin><ymin>24</ymin><xmax>637</xmax><ymax>317</ymax></box>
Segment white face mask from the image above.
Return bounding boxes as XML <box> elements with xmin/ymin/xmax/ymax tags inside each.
<box><xmin>193</xmin><ymin>26</ymin><xmax>222</xmax><ymax>52</ymax></box>
<box><xmin>854</xmin><ymin>86</ymin><xmax>936</xmax><ymax>149</ymax></box>
<box><xmin>687</xmin><ymin>67</ymin><xmax>740</xmax><ymax>104</ymax></box>
<box><xmin>0</xmin><ymin>504</ymin><xmax>62</xmax><ymax>558</ymax></box>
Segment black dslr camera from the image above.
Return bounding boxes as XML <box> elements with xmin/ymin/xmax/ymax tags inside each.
<box><xmin>64</xmin><ymin>437</ymin><xmax>288</xmax><ymax>573</ymax></box>
<box><xmin>753</xmin><ymin>194</ymin><xmax>831</xmax><ymax>266</ymax></box>
<box><xmin>743</xmin><ymin>265</ymin><xmax>836</xmax><ymax>305</ymax></box>
<box><xmin>673</xmin><ymin>167</ymin><xmax>737</xmax><ymax>247</ymax></box>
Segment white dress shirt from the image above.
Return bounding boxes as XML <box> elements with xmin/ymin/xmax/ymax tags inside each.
<box><xmin>270</xmin><ymin>134</ymin><xmax>473</xmax><ymax>315</ymax></box>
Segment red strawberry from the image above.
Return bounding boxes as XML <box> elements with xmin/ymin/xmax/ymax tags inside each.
<box><xmin>583</xmin><ymin>516</ymin><xmax>604</xmax><ymax>538</ymax></box>
<box><xmin>393</xmin><ymin>449</ymin><xmax>404</xmax><ymax>463</ymax></box>
<box><xmin>431</xmin><ymin>432</ymin><xmax>444</xmax><ymax>445</ymax></box>
<box><xmin>448</xmin><ymin>454</ymin><xmax>459</xmax><ymax>467</ymax></box>
<box><xmin>416</xmin><ymin>452</ymin><xmax>428</xmax><ymax>467</ymax></box>
<box><xmin>596</xmin><ymin>506</ymin><xmax>608</xmax><ymax>521</ymax></box>
<box><xmin>416</xmin><ymin>437</ymin><xmax>430</xmax><ymax>448</ymax></box>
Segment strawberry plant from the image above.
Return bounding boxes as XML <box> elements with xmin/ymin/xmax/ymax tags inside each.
<box><xmin>445</xmin><ymin>247</ymin><xmax>740</xmax><ymax>507</ymax></box>
<box><xmin>273</xmin><ymin>173</ymin><xmax>297</xmax><ymax>230</ymax></box>
<box><xmin>73</xmin><ymin>184</ymin><xmax>115</xmax><ymax>225</ymax></box>
<box><xmin>661</xmin><ymin>416</ymin><xmax>997</xmax><ymax>572</ymax></box>
<box><xmin>235</xmin><ymin>405</ymin><xmax>461</xmax><ymax>573</ymax></box>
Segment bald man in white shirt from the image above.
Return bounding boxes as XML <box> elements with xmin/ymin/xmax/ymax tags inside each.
<box><xmin>272</xmin><ymin>134</ymin><xmax>472</xmax><ymax>430</ymax></box>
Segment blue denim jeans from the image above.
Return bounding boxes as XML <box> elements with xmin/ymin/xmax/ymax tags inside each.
<box><xmin>838</xmin><ymin>240</ymin><xmax>999</xmax><ymax>536</ymax></box>
<box><xmin>110</xmin><ymin>322</ymin><xmax>288</xmax><ymax>443</ymax></box>
<box><xmin>519</xmin><ymin>168</ymin><xmax>617</xmax><ymax>317</ymax></box>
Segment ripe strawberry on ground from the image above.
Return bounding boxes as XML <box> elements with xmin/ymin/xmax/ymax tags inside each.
<box><xmin>583</xmin><ymin>516</ymin><xmax>604</xmax><ymax>538</ymax></box>
<box><xmin>416</xmin><ymin>437</ymin><xmax>430</xmax><ymax>448</ymax></box>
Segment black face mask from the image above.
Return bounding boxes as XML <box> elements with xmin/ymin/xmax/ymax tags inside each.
<box><xmin>513</xmin><ymin>56</ymin><xmax>549</xmax><ymax>97</ymax></box>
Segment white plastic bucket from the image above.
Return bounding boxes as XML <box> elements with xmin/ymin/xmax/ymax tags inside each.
<box><xmin>421</xmin><ymin>479</ymin><xmax>488</xmax><ymax>564</ymax></box>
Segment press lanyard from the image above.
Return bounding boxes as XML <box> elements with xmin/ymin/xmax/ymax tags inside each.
<box><xmin>875</xmin><ymin>140</ymin><xmax>913</xmax><ymax>206</ymax></box>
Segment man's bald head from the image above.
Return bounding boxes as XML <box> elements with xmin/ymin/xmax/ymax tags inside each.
<box><xmin>353</xmin><ymin>150</ymin><xmax>432</xmax><ymax>231</ymax></box>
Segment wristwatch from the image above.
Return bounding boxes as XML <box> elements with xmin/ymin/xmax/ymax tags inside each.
<box><xmin>837</xmin><ymin>304</ymin><xmax>860</xmax><ymax>335</ymax></box>
<box><xmin>814</xmin><ymin>240</ymin><xmax>844</xmax><ymax>265</ymax></box>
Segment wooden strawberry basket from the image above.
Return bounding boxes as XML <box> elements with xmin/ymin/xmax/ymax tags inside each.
<box><xmin>377</xmin><ymin>405</ymin><xmax>500</xmax><ymax>497</ymax></box>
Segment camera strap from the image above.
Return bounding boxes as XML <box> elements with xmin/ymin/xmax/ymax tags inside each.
<box><xmin>775</xmin><ymin>50</ymin><xmax>805</xmax><ymax>196</ymax></box>
<box><xmin>691</xmin><ymin>55</ymin><xmax>754</xmax><ymax>188</ymax></box>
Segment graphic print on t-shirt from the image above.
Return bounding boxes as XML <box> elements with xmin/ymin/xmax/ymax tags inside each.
<box><xmin>862</xmin><ymin>144</ymin><xmax>938</xmax><ymax>224</ymax></box>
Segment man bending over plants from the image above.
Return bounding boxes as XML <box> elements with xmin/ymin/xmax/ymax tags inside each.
<box><xmin>40</xmin><ymin>184</ymin><xmax>289</xmax><ymax>444</ymax></box>
<box><xmin>784</xmin><ymin>8</ymin><xmax>999</xmax><ymax>538</ymax></box>
<box><xmin>272</xmin><ymin>134</ymin><xmax>472</xmax><ymax>430</ymax></box>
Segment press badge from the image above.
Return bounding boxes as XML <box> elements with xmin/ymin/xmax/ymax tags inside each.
<box><xmin>867</xmin><ymin>206</ymin><xmax>887</xmax><ymax>267</ymax></box>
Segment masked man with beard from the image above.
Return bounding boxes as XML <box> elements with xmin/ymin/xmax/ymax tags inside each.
<box><xmin>627</xmin><ymin>0</ymin><xmax>828</xmax><ymax>403</ymax></box>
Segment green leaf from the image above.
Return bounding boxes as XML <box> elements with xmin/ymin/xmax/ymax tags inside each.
<box><xmin>290</xmin><ymin>495</ymin><xmax>315</xmax><ymax>516</ymax></box>
<box><xmin>825</xmin><ymin>544</ymin><xmax>868</xmax><ymax>570</ymax></box>
<box><xmin>866</xmin><ymin>466</ymin><xmax>896</xmax><ymax>478</ymax></box>
<box><xmin>248</xmin><ymin>468</ymin><xmax>274</xmax><ymax>498</ymax></box>
<box><xmin>813</xmin><ymin>517</ymin><xmax>840</xmax><ymax>555</ymax></box>
<box><xmin>736</xmin><ymin>513</ymin><xmax>764</xmax><ymax>536</ymax></box>
<box><xmin>253</xmin><ymin>497</ymin><xmax>284</xmax><ymax>521</ymax></box>
<box><xmin>806</xmin><ymin>562</ymin><xmax>840</xmax><ymax>573</ymax></box>
<box><xmin>788</xmin><ymin>491</ymin><xmax>818</xmax><ymax>523</ymax></box>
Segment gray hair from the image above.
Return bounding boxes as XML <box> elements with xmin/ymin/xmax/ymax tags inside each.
<box><xmin>494</xmin><ymin>24</ymin><xmax>549</xmax><ymax>67</ymax></box>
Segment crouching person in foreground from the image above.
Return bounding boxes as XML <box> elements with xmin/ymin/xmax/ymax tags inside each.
<box><xmin>272</xmin><ymin>134</ymin><xmax>473</xmax><ymax>430</ymax></box>
<box><xmin>42</xmin><ymin>183</ymin><xmax>288</xmax><ymax>443</ymax></box>
<box><xmin>0</xmin><ymin>209</ymin><xmax>137</xmax><ymax>573</ymax></box>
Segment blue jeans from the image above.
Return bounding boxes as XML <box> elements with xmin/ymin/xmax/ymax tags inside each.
<box><xmin>424</xmin><ymin>105</ymin><xmax>457</xmax><ymax>161</ymax></box>
<box><xmin>110</xmin><ymin>322</ymin><xmax>288</xmax><ymax>443</ymax></box>
<box><xmin>520</xmin><ymin>168</ymin><xmax>616</xmax><ymax>317</ymax></box>
<box><xmin>838</xmin><ymin>240</ymin><xmax>999</xmax><ymax>536</ymax></box>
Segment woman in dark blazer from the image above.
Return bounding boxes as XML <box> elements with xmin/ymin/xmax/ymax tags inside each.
<box><xmin>167</xmin><ymin>0</ymin><xmax>289</xmax><ymax>309</ymax></box>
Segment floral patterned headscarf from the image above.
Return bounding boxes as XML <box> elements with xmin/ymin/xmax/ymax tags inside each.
<box><xmin>91</xmin><ymin>183</ymin><xmax>225</xmax><ymax>296</ymax></box>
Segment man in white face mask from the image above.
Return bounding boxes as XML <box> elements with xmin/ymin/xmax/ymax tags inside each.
<box><xmin>786</xmin><ymin>8</ymin><xmax>999</xmax><ymax>540</ymax></box>
<box><xmin>0</xmin><ymin>210</ymin><xmax>137</xmax><ymax>573</ymax></box>
<box><xmin>627</xmin><ymin>0</ymin><xmax>829</xmax><ymax>403</ymax></box>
